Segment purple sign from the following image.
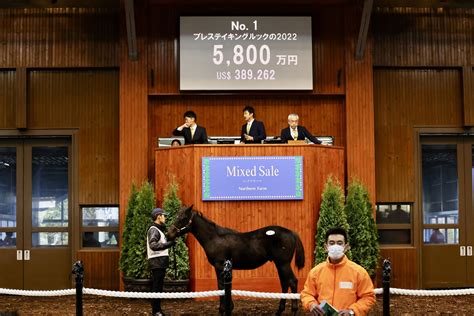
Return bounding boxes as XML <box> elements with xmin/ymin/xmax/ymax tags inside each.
<box><xmin>202</xmin><ymin>156</ymin><xmax>303</xmax><ymax>201</ymax></box>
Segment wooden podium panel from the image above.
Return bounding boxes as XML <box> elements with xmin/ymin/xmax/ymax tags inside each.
<box><xmin>155</xmin><ymin>144</ymin><xmax>344</xmax><ymax>293</ymax></box>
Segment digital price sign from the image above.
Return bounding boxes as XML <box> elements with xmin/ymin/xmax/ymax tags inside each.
<box><xmin>180</xmin><ymin>16</ymin><xmax>313</xmax><ymax>90</ymax></box>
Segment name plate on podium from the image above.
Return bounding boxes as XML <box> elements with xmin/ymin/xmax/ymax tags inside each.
<box><xmin>287</xmin><ymin>140</ymin><xmax>307</xmax><ymax>144</ymax></box>
<box><xmin>202</xmin><ymin>156</ymin><xmax>303</xmax><ymax>201</ymax></box>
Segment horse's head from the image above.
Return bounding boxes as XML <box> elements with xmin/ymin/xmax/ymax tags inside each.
<box><xmin>167</xmin><ymin>204</ymin><xmax>194</xmax><ymax>240</ymax></box>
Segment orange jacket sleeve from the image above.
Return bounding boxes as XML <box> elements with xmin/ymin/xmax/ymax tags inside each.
<box><xmin>300</xmin><ymin>267</ymin><xmax>319</xmax><ymax>311</ymax></box>
<box><xmin>348</xmin><ymin>269</ymin><xmax>376</xmax><ymax>315</ymax></box>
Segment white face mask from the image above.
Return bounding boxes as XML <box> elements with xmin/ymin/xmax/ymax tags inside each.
<box><xmin>327</xmin><ymin>245</ymin><xmax>345</xmax><ymax>260</ymax></box>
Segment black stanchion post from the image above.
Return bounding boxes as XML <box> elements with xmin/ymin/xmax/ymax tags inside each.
<box><xmin>382</xmin><ymin>259</ymin><xmax>391</xmax><ymax>316</ymax></box>
<box><xmin>223</xmin><ymin>260</ymin><xmax>233</xmax><ymax>316</ymax></box>
<box><xmin>72</xmin><ymin>260</ymin><xmax>84</xmax><ymax>316</ymax></box>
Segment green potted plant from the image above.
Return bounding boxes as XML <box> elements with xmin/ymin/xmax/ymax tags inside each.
<box><xmin>314</xmin><ymin>176</ymin><xmax>351</xmax><ymax>265</ymax></box>
<box><xmin>119</xmin><ymin>181</ymin><xmax>155</xmax><ymax>291</ymax></box>
<box><xmin>344</xmin><ymin>179</ymin><xmax>380</xmax><ymax>278</ymax></box>
<box><xmin>162</xmin><ymin>178</ymin><xmax>190</xmax><ymax>292</ymax></box>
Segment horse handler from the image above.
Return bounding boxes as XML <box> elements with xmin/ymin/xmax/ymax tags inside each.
<box><xmin>300</xmin><ymin>227</ymin><xmax>375</xmax><ymax>316</ymax></box>
<box><xmin>147</xmin><ymin>208</ymin><xmax>175</xmax><ymax>316</ymax></box>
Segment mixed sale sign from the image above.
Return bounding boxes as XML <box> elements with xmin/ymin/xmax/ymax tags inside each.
<box><xmin>202</xmin><ymin>156</ymin><xmax>303</xmax><ymax>201</ymax></box>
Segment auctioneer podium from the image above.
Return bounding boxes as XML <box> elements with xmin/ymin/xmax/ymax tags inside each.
<box><xmin>155</xmin><ymin>144</ymin><xmax>344</xmax><ymax>293</ymax></box>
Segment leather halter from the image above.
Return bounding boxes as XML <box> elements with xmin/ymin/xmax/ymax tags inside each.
<box><xmin>170</xmin><ymin>211</ymin><xmax>195</xmax><ymax>236</ymax></box>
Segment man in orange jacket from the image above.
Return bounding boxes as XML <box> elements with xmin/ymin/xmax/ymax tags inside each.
<box><xmin>301</xmin><ymin>227</ymin><xmax>376</xmax><ymax>316</ymax></box>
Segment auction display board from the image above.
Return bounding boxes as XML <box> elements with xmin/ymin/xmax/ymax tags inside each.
<box><xmin>180</xmin><ymin>16</ymin><xmax>313</xmax><ymax>90</ymax></box>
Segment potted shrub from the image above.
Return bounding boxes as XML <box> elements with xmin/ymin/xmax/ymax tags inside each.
<box><xmin>119</xmin><ymin>181</ymin><xmax>155</xmax><ymax>291</ymax></box>
<box><xmin>344</xmin><ymin>179</ymin><xmax>380</xmax><ymax>278</ymax></box>
<box><xmin>162</xmin><ymin>178</ymin><xmax>190</xmax><ymax>292</ymax></box>
<box><xmin>314</xmin><ymin>176</ymin><xmax>351</xmax><ymax>265</ymax></box>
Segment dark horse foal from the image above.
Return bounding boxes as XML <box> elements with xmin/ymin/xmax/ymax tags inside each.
<box><xmin>167</xmin><ymin>205</ymin><xmax>305</xmax><ymax>315</ymax></box>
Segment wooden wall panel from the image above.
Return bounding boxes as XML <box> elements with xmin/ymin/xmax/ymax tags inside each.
<box><xmin>463</xmin><ymin>67</ymin><xmax>474</xmax><ymax>126</ymax></box>
<box><xmin>0</xmin><ymin>70</ymin><xmax>16</xmax><ymax>129</ymax></box>
<box><xmin>76</xmin><ymin>251</ymin><xmax>120</xmax><ymax>290</ymax></box>
<box><xmin>27</xmin><ymin>69</ymin><xmax>119</xmax><ymax>205</ymax></box>
<box><xmin>148</xmin><ymin>96</ymin><xmax>345</xmax><ymax>178</ymax></box>
<box><xmin>0</xmin><ymin>8</ymin><xmax>118</xmax><ymax>68</ymax></box>
<box><xmin>155</xmin><ymin>145</ymin><xmax>344</xmax><ymax>292</ymax></box>
<box><xmin>16</xmin><ymin>69</ymin><xmax>27</xmax><ymax>129</ymax></box>
<box><xmin>373</xmin><ymin>8</ymin><xmax>473</xmax><ymax>67</ymax></box>
<box><xmin>378</xmin><ymin>248</ymin><xmax>417</xmax><ymax>289</ymax></box>
<box><xmin>344</xmin><ymin>6</ymin><xmax>376</xmax><ymax>201</ymax></box>
<box><xmin>313</xmin><ymin>6</ymin><xmax>345</xmax><ymax>94</ymax></box>
<box><xmin>374</xmin><ymin>68</ymin><xmax>463</xmax><ymax>202</ymax></box>
<box><xmin>147</xmin><ymin>6</ymin><xmax>178</xmax><ymax>94</ymax></box>
<box><xmin>147</xmin><ymin>5</ymin><xmax>345</xmax><ymax>95</ymax></box>
<box><xmin>119</xmin><ymin>1</ymin><xmax>149</xmax><ymax>272</ymax></box>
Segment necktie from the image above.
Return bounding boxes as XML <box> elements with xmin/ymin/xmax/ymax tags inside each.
<box><xmin>191</xmin><ymin>126</ymin><xmax>195</xmax><ymax>139</ymax></box>
<box><xmin>246</xmin><ymin>123</ymin><xmax>251</xmax><ymax>134</ymax></box>
<box><xmin>292</xmin><ymin>128</ymin><xmax>298</xmax><ymax>140</ymax></box>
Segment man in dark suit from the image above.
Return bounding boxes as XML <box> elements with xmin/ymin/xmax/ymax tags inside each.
<box><xmin>280</xmin><ymin>113</ymin><xmax>321</xmax><ymax>144</ymax></box>
<box><xmin>240</xmin><ymin>106</ymin><xmax>266</xmax><ymax>144</ymax></box>
<box><xmin>173</xmin><ymin>110</ymin><xmax>208</xmax><ymax>144</ymax></box>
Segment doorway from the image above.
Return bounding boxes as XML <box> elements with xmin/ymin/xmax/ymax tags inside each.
<box><xmin>0</xmin><ymin>138</ymin><xmax>71</xmax><ymax>290</ymax></box>
<box><xmin>421</xmin><ymin>136</ymin><xmax>474</xmax><ymax>288</ymax></box>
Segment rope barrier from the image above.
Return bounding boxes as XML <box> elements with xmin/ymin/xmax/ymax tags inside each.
<box><xmin>388</xmin><ymin>288</ymin><xmax>474</xmax><ymax>296</ymax></box>
<box><xmin>2</xmin><ymin>287</ymin><xmax>474</xmax><ymax>299</ymax></box>
<box><xmin>83</xmin><ymin>288</ymin><xmax>224</xmax><ymax>299</ymax></box>
<box><xmin>0</xmin><ymin>288</ymin><xmax>75</xmax><ymax>297</ymax></box>
<box><xmin>232</xmin><ymin>290</ymin><xmax>300</xmax><ymax>299</ymax></box>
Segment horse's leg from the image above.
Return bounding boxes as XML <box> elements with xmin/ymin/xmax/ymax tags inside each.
<box><xmin>287</xmin><ymin>268</ymin><xmax>299</xmax><ymax>315</ymax></box>
<box><xmin>215</xmin><ymin>265</ymin><xmax>234</xmax><ymax>315</ymax></box>
<box><xmin>215</xmin><ymin>266</ymin><xmax>225</xmax><ymax>315</ymax></box>
<box><xmin>275</xmin><ymin>263</ymin><xmax>290</xmax><ymax>316</ymax></box>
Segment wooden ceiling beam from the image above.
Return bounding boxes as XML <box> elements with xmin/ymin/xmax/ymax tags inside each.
<box><xmin>148</xmin><ymin>0</ymin><xmax>350</xmax><ymax>4</ymax></box>
<box><xmin>355</xmin><ymin>0</ymin><xmax>373</xmax><ymax>60</ymax></box>
<box><xmin>3</xmin><ymin>0</ymin><xmax>472</xmax><ymax>9</ymax></box>
<box><xmin>375</xmin><ymin>0</ymin><xmax>474</xmax><ymax>8</ymax></box>
<box><xmin>124</xmin><ymin>0</ymin><xmax>138</xmax><ymax>61</ymax></box>
<box><xmin>0</xmin><ymin>0</ymin><xmax>117</xmax><ymax>8</ymax></box>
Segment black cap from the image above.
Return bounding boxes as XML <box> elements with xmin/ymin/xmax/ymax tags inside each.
<box><xmin>151</xmin><ymin>208</ymin><xmax>168</xmax><ymax>218</ymax></box>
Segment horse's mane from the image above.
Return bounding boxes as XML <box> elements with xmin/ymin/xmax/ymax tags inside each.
<box><xmin>193</xmin><ymin>209</ymin><xmax>239</xmax><ymax>236</ymax></box>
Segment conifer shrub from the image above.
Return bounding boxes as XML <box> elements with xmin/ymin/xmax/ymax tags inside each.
<box><xmin>315</xmin><ymin>176</ymin><xmax>351</xmax><ymax>265</ymax></box>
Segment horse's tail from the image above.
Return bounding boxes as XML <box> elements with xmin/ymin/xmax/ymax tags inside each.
<box><xmin>293</xmin><ymin>232</ymin><xmax>305</xmax><ymax>270</ymax></box>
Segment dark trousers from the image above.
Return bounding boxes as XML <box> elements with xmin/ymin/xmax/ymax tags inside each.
<box><xmin>151</xmin><ymin>268</ymin><xmax>166</xmax><ymax>314</ymax></box>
